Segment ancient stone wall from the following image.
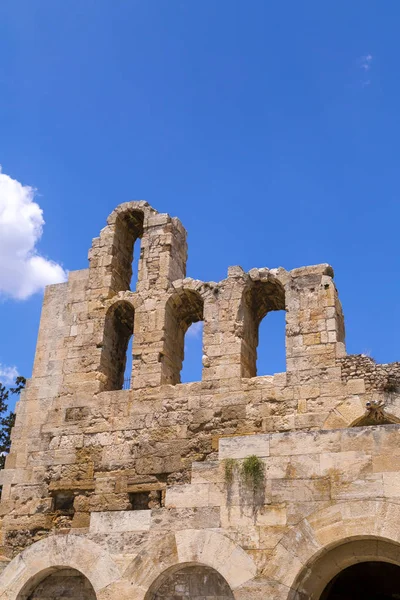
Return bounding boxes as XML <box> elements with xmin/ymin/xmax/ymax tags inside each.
<box><xmin>0</xmin><ymin>201</ymin><xmax>399</xmax><ymax>600</ymax></box>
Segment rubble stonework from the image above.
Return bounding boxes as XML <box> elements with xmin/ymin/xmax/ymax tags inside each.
<box><xmin>1</xmin><ymin>202</ymin><xmax>400</xmax><ymax>600</ymax></box>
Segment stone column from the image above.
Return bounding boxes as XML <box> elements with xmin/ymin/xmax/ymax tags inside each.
<box><xmin>284</xmin><ymin>264</ymin><xmax>345</xmax><ymax>381</ymax></box>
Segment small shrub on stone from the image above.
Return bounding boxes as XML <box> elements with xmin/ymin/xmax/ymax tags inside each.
<box><xmin>241</xmin><ymin>455</ymin><xmax>264</xmax><ymax>489</ymax></box>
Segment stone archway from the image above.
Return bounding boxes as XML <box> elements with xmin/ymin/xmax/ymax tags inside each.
<box><xmin>288</xmin><ymin>538</ymin><xmax>400</xmax><ymax>599</ymax></box>
<box><xmin>0</xmin><ymin>534</ymin><xmax>120</xmax><ymax>600</ymax></box>
<box><xmin>259</xmin><ymin>500</ymin><xmax>400</xmax><ymax>596</ymax></box>
<box><xmin>119</xmin><ymin>529</ymin><xmax>257</xmax><ymax>600</ymax></box>
<box><xmin>17</xmin><ymin>567</ymin><xmax>96</xmax><ymax>600</ymax></box>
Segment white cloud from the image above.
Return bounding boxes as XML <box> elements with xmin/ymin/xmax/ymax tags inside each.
<box><xmin>186</xmin><ymin>321</ymin><xmax>203</xmax><ymax>338</ymax></box>
<box><xmin>360</xmin><ymin>54</ymin><xmax>373</xmax><ymax>71</ymax></box>
<box><xmin>0</xmin><ymin>167</ymin><xmax>67</xmax><ymax>299</ymax></box>
<box><xmin>0</xmin><ymin>363</ymin><xmax>19</xmax><ymax>386</ymax></box>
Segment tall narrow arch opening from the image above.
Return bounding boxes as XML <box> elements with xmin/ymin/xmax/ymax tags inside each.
<box><xmin>113</xmin><ymin>209</ymin><xmax>144</xmax><ymax>292</ymax></box>
<box><xmin>241</xmin><ymin>279</ymin><xmax>286</xmax><ymax>377</ymax></box>
<box><xmin>17</xmin><ymin>567</ymin><xmax>96</xmax><ymax>600</ymax></box>
<box><xmin>163</xmin><ymin>289</ymin><xmax>204</xmax><ymax>385</ymax></box>
<box><xmin>146</xmin><ymin>564</ymin><xmax>234</xmax><ymax>600</ymax></box>
<box><xmin>101</xmin><ymin>300</ymin><xmax>135</xmax><ymax>390</ymax></box>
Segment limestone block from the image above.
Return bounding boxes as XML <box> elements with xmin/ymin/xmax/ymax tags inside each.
<box><xmin>269</xmin><ymin>430</ymin><xmax>341</xmax><ymax>456</ymax></box>
<box><xmin>335</xmin><ymin>396</ymin><xmax>365</xmax><ymax>425</ymax></box>
<box><xmin>258</xmin><ymin>526</ymin><xmax>287</xmax><ymax>549</ymax></box>
<box><xmin>286</xmin><ymin>454</ymin><xmax>321</xmax><ymax>479</ymax></box>
<box><xmin>261</xmin><ymin>542</ymin><xmax>303</xmax><ymax>589</ymax></box>
<box><xmin>150</xmin><ymin>507</ymin><xmax>221</xmax><ymax>530</ymax></box>
<box><xmin>271</xmin><ymin>479</ymin><xmax>330</xmax><ymax>502</ymax></box>
<box><xmin>345</xmin><ymin>380</ymin><xmax>366</xmax><ymax>396</ymax></box>
<box><xmin>280</xmin><ymin>518</ymin><xmax>321</xmax><ymax>565</ymax></box>
<box><xmin>90</xmin><ymin>511</ymin><xmax>151</xmax><ymax>533</ymax></box>
<box><xmin>373</xmin><ymin>453</ymin><xmax>400</xmax><ymax>473</ymax></box>
<box><xmin>340</xmin><ymin>427</ymin><xmax>377</xmax><ymax>453</ymax></box>
<box><xmin>191</xmin><ymin>461</ymin><xmax>223</xmax><ymax>484</ymax></box>
<box><xmin>165</xmin><ymin>483</ymin><xmax>212</xmax><ymax>508</ymax></box>
<box><xmin>331</xmin><ymin>474</ymin><xmax>383</xmax><ymax>501</ymax></box>
<box><xmin>298</xmin><ymin>385</ymin><xmax>320</xmax><ymax>399</ymax></box>
<box><xmin>320</xmin><ymin>450</ymin><xmax>372</xmax><ymax>481</ymax></box>
<box><xmin>383</xmin><ymin>472</ymin><xmax>400</xmax><ymax>498</ymax></box>
<box><xmin>220</xmin><ymin>505</ymin><xmax>287</xmax><ymax>528</ymax></box>
<box><xmin>219</xmin><ymin>434</ymin><xmax>270</xmax><ymax>460</ymax></box>
<box><xmin>294</xmin><ymin>412</ymin><xmax>329</xmax><ymax>430</ymax></box>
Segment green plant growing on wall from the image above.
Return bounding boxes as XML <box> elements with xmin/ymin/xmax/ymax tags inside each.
<box><xmin>224</xmin><ymin>458</ymin><xmax>238</xmax><ymax>485</ymax></box>
<box><xmin>241</xmin><ymin>455</ymin><xmax>264</xmax><ymax>490</ymax></box>
<box><xmin>239</xmin><ymin>454</ymin><xmax>265</xmax><ymax>523</ymax></box>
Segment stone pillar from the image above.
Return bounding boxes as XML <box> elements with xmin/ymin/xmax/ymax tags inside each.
<box><xmin>137</xmin><ymin>213</ymin><xmax>187</xmax><ymax>292</ymax></box>
<box><xmin>201</xmin><ymin>267</ymin><xmax>247</xmax><ymax>383</ymax></box>
<box><xmin>284</xmin><ymin>264</ymin><xmax>345</xmax><ymax>380</ymax></box>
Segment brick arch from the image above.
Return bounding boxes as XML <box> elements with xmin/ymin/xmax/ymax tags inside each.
<box><xmin>0</xmin><ymin>534</ymin><xmax>120</xmax><ymax>600</ymax></box>
<box><xmin>260</xmin><ymin>500</ymin><xmax>400</xmax><ymax>597</ymax></box>
<box><xmin>119</xmin><ymin>530</ymin><xmax>257</xmax><ymax>600</ymax></box>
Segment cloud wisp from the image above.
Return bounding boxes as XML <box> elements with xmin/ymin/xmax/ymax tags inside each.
<box><xmin>0</xmin><ymin>363</ymin><xmax>19</xmax><ymax>386</ymax></box>
<box><xmin>361</xmin><ymin>54</ymin><xmax>373</xmax><ymax>71</ymax></box>
<box><xmin>0</xmin><ymin>167</ymin><xmax>67</xmax><ymax>300</ymax></box>
<box><xmin>358</xmin><ymin>54</ymin><xmax>373</xmax><ymax>86</ymax></box>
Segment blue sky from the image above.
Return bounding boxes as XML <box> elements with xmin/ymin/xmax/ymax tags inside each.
<box><xmin>0</xmin><ymin>1</ymin><xmax>399</xmax><ymax>399</ymax></box>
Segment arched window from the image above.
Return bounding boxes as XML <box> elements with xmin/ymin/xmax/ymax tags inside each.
<box><xmin>113</xmin><ymin>210</ymin><xmax>144</xmax><ymax>292</ymax></box>
<box><xmin>241</xmin><ymin>280</ymin><xmax>286</xmax><ymax>377</ymax></box>
<box><xmin>163</xmin><ymin>290</ymin><xmax>204</xmax><ymax>385</ymax></box>
<box><xmin>18</xmin><ymin>568</ymin><xmax>96</xmax><ymax>600</ymax></box>
<box><xmin>101</xmin><ymin>300</ymin><xmax>135</xmax><ymax>390</ymax></box>
<box><xmin>147</xmin><ymin>565</ymin><xmax>234</xmax><ymax>600</ymax></box>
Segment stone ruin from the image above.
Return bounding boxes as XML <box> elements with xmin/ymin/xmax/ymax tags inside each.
<box><xmin>1</xmin><ymin>202</ymin><xmax>400</xmax><ymax>599</ymax></box>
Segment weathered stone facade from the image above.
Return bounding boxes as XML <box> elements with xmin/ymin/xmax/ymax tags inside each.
<box><xmin>1</xmin><ymin>202</ymin><xmax>400</xmax><ymax>599</ymax></box>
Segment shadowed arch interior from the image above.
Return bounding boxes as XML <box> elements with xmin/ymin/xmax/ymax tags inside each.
<box><xmin>17</xmin><ymin>567</ymin><xmax>96</xmax><ymax>600</ymax></box>
<box><xmin>320</xmin><ymin>561</ymin><xmax>400</xmax><ymax>600</ymax></box>
<box><xmin>146</xmin><ymin>564</ymin><xmax>234</xmax><ymax>600</ymax></box>
<box><xmin>288</xmin><ymin>537</ymin><xmax>400</xmax><ymax>600</ymax></box>
<box><xmin>101</xmin><ymin>300</ymin><xmax>135</xmax><ymax>390</ymax></box>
